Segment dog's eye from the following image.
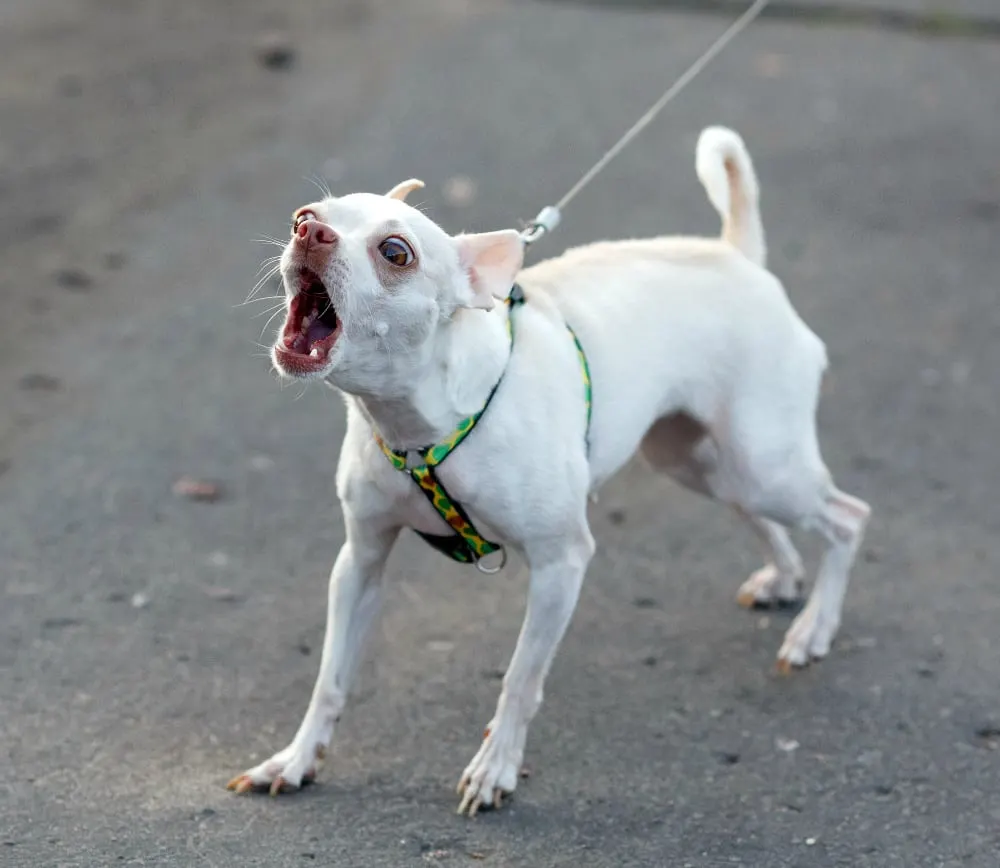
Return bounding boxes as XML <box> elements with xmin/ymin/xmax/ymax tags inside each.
<box><xmin>378</xmin><ymin>237</ymin><xmax>415</xmax><ymax>267</ymax></box>
<box><xmin>292</xmin><ymin>210</ymin><xmax>317</xmax><ymax>234</ymax></box>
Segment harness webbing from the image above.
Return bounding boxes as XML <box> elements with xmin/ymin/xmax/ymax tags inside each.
<box><xmin>374</xmin><ymin>285</ymin><xmax>592</xmax><ymax>566</ymax></box>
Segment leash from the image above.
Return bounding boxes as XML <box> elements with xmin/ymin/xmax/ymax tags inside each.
<box><xmin>519</xmin><ymin>0</ymin><xmax>771</xmax><ymax>247</ymax></box>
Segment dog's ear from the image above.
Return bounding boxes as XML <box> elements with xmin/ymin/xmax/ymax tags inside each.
<box><xmin>454</xmin><ymin>230</ymin><xmax>524</xmax><ymax>310</ymax></box>
<box><xmin>385</xmin><ymin>179</ymin><xmax>425</xmax><ymax>202</ymax></box>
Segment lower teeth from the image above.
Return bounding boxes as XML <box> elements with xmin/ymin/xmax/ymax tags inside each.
<box><xmin>309</xmin><ymin>347</ymin><xmax>321</xmax><ymax>359</ymax></box>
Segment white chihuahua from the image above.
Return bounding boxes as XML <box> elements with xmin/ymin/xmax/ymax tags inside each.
<box><xmin>228</xmin><ymin>127</ymin><xmax>870</xmax><ymax>815</ymax></box>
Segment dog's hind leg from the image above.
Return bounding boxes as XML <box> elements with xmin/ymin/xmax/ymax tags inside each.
<box><xmin>734</xmin><ymin>510</ymin><xmax>805</xmax><ymax>609</ymax></box>
<box><xmin>773</xmin><ymin>486</ymin><xmax>870</xmax><ymax>671</ymax></box>
<box><xmin>640</xmin><ymin>413</ymin><xmax>806</xmax><ymax>609</ymax></box>
<box><xmin>726</xmin><ymin>400</ymin><xmax>871</xmax><ymax>671</ymax></box>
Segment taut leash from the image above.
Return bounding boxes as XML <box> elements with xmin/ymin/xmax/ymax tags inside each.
<box><xmin>519</xmin><ymin>0</ymin><xmax>771</xmax><ymax>247</ymax></box>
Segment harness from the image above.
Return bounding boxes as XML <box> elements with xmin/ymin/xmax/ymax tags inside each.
<box><xmin>373</xmin><ymin>284</ymin><xmax>592</xmax><ymax>573</ymax></box>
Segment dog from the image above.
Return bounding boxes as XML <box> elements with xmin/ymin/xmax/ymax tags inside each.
<box><xmin>228</xmin><ymin>126</ymin><xmax>871</xmax><ymax>815</ymax></box>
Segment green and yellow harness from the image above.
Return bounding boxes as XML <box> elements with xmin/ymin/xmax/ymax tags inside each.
<box><xmin>374</xmin><ymin>284</ymin><xmax>592</xmax><ymax>571</ymax></box>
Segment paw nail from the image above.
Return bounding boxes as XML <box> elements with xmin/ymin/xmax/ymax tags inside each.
<box><xmin>228</xmin><ymin>775</ymin><xmax>254</xmax><ymax>794</ymax></box>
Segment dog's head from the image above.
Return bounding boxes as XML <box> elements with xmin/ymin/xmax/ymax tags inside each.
<box><xmin>270</xmin><ymin>179</ymin><xmax>523</xmax><ymax>394</ymax></box>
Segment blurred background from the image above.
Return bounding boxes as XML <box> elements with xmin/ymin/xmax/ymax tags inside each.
<box><xmin>1</xmin><ymin>1</ymin><xmax>998</xmax><ymax>865</ymax></box>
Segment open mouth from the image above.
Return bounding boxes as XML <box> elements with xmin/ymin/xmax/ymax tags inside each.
<box><xmin>274</xmin><ymin>269</ymin><xmax>342</xmax><ymax>374</ymax></box>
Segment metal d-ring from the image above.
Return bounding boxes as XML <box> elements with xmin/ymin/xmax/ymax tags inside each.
<box><xmin>403</xmin><ymin>450</ymin><xmax>424</xmax><ymax>471</ymax></box>
<box><xmin>475</xmin><ymin>546</ymin><xmax>508</xmax><ymax>575</ymax></box>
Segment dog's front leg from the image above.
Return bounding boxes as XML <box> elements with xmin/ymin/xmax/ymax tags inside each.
<box><xmin>457</xmin><ymin>525</ymin><xmax>595</xmax><ymax>816</ymax></box>
<box><xmin>228</xmin><ymin>516</ymin><xmax>398</xmax><ymax>796</ymax></box>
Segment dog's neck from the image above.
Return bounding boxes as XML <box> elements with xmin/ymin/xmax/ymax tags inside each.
<box><xmin>343</xmin><ymin>305</ymin><xmax>511</xmax><ymax>451</ymax></box>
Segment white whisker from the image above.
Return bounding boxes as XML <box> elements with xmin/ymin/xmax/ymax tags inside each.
<box><xmin>244</xmin><ymin>263</ymin><xmax>283</xmax><ymax>303</ymax></box>
<box><xmin>251</xmin><ymin>302</ymin><xmax>287</xmax><ymax>320</ymax></box>
<box><xmin>259</xmin><ymin>305</ymin><xmax>288</xmax><ymax>342</ymax></box>
<box><xmin>255</xmin><ymin>255</ymin><xmax>282</xmax><ymax>275</ymax></box>
<box><xmin>305</xmin><ymin>174</ymin><xmax>333</xmax><ymax>200</ymax></box>
<box><xmin>237</xmin><ymin>292</ymin><xmax>286</xmax><ymax>310</ymax></box>
<box><xmin>256</xmin><ymin>235</ymin><xmax>288</xmax><ymax>250</ymax></box>
<box><xmin>238</xmin><ymin>294</ymin><xmax>286</xmax><ymax>306</ymax></box>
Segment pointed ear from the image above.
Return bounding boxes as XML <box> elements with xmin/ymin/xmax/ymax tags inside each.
<box><xmin>385</xmin><ymin>178</ymin><xmax>425</xmax><ymax>202</ymax></box>
<box><xmin>454</xmin><ymin>230</ymin><xmax>524</xmax><ymax>310</ymax></box>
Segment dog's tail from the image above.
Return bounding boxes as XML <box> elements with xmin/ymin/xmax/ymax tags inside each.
<box><xmin>695</xmin><ymin>126</ymin><xmax>766</xmax><ymax>267</ymax></box>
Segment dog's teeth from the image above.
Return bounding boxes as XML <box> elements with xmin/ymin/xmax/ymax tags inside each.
<box><xmin>310</xmin><ymin>347</ymin><xmax>321</xmax><ymax>359</ymax></box>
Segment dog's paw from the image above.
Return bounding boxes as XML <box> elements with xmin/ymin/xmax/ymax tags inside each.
<box><xmin>737</xmin><ymin>563</ymin><xmax>802</xmax><ymax>610</ymax></box>
<box><xmin>456</xmin><ymin>724</ymin><xmax>523</xmax><ymax>817</ymax></box>
<box><xmin>776</xmin><ymin>604</ymin><xmax>839</xmax><ymax>673</ymax></box>
<box><xmin>227</xmin><ymin>741</ymin><xmax>325</xmax><ymax>797</ymax></box>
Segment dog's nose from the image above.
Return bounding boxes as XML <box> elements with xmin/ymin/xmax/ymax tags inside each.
<box><xmin>296</xmin><ymin>220</ymin><xmax>338</xmax><ymax>246</ymax></box>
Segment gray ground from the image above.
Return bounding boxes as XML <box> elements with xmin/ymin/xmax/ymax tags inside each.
<box><xmin>2</xmin><ymin>1</ymin><xmax>999</xmax><ymax>866</ymax></box>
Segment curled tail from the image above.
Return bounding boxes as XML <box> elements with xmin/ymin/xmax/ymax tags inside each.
<box><xmin>695</xmin><ymin>126</ymin><xmax>766</xmax><ymax>267</ymax></box>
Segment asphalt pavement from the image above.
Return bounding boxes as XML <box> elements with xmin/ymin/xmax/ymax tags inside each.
<box><xmin>1</xmin><ymin>1</ymin><xmax>999</xmax><ymax>865</ymax></box>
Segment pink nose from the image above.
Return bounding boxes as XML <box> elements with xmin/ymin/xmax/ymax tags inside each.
<box><xmin>297</xmin><ymin>220</ymin><xmax>337</xmax><ymax>246</ymax></box>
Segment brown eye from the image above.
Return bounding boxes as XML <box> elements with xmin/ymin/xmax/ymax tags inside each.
<box><xmin>292</xmin><ymin>210</ymin><xmax>316</xmax><ymax>235</ymax></box>
<box><xmin>378</xmin><ymin>236</ymin><xmax>415</xmax><ymax>267</ymax></box>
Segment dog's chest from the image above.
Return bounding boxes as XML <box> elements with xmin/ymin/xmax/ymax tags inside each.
<box><xmin>364</xmin><ymin>424</ymin><xmax>585</xmax><ymax>556</ymax></box>
<box><xmin>368</xmin><ymin>444</ymin><xmax>505</xmax><ymax>542</ymax></box>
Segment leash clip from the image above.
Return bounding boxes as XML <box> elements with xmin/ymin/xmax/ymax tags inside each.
<box><xmin>520</xmin><ymin>205</ymin><xmax>561</xmax><ymax>247</ymax></box>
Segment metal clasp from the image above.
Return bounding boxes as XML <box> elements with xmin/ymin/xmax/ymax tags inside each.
<box><xmin>520</xmin><ymin>205</ymin><xmax>561</xmax><ymax>247</ymax></box>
